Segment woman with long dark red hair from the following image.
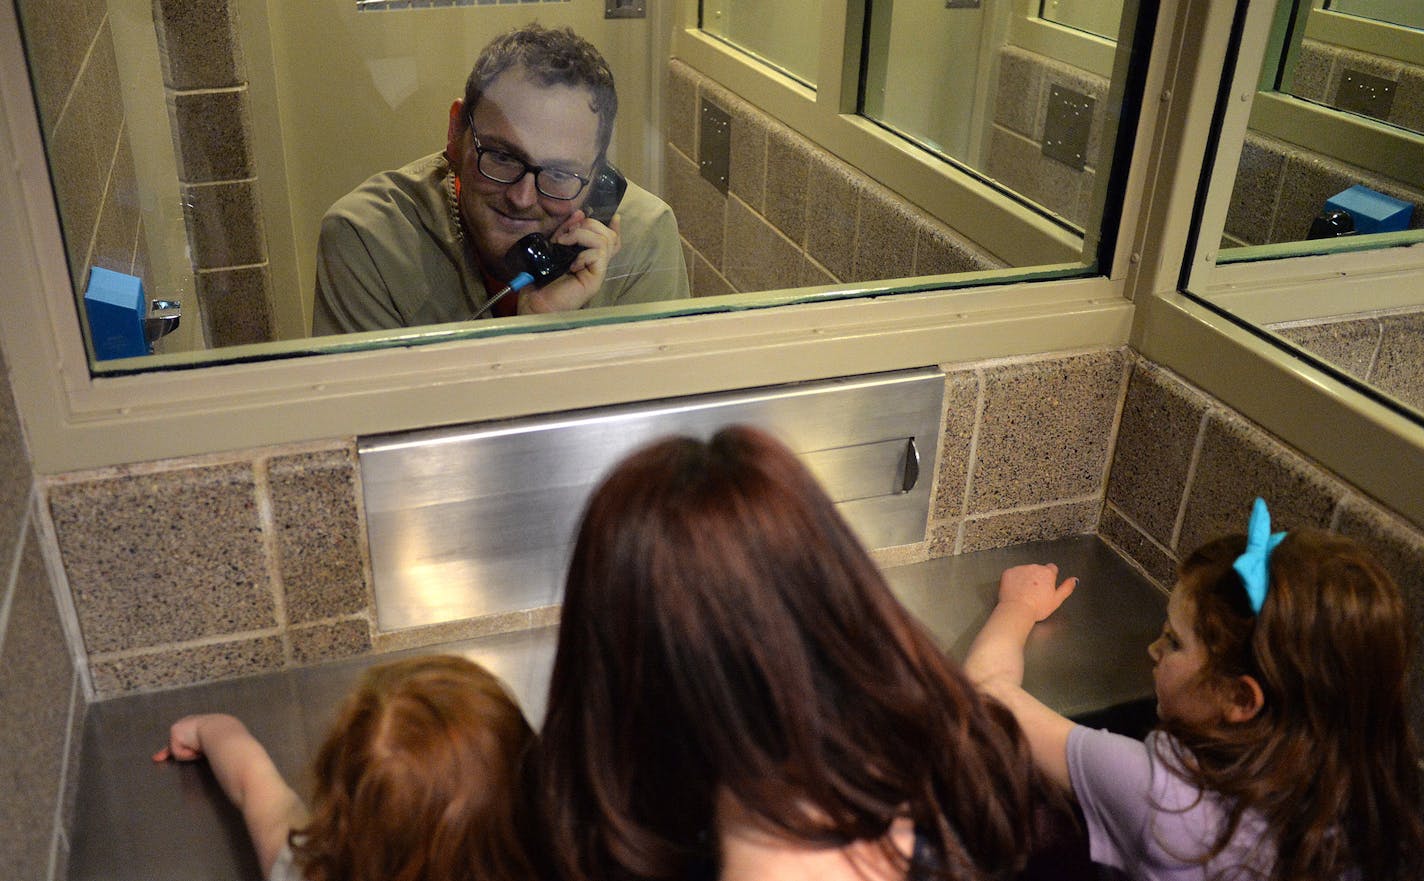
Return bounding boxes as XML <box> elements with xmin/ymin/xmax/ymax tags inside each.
<box><xmin>540</xmin><ymin>425</ymin><xmax>1065</xmax><ymax>881</ymax></box>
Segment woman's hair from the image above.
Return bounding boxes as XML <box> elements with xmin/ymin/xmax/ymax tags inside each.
<box><xmin>1163</xmin><ymin>528</ymin><xmax>1424</xmax><ymax>881</ymax></box>
<box><xmin>291</xmin><ymin>654</ymin><xmax>540</xmax><ymax>881</ymax></box>
<box><xmin>541</xmin><ymin>425</ymin><xmax>1052</xmax><ymax>881</ymax></box>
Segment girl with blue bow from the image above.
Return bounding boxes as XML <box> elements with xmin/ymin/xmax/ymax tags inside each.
<box><xmin>965</xmin><ymin>498</ymin><xmax>1424</xmax><ymax>881</ymax></box>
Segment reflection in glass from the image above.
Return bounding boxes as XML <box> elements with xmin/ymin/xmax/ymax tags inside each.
<box><xmin>859</xmin><ymin>2</ymin><xmax>1128</xmax><ymax>232</ymax></box>
<box><xmin>1267</xmin><ymin>310</ymin><xmax>1424</xmax><ymax>415</ymax></box>
<box><xmin>1327</xmin><ymin>0</ymin><xmax>1424</xmax><ymax>30</ymax></box>
<box><xmin>1221</xmin><ymin>0</ymin><xmax>1423</xmax><ymax>252</ymax></box>
<box><xmin>1201</xmin><ymin>0</ymin><xmax>1424</xmax><ymax>423</ymax></box>
<box><xmin>861</xmin><ymin>2</ymin><xmax>989</xmax><ymax>162</ymax></box>
<box><xmin>312</xmin><ymin>31</ymin><xmax>689</xmax><ymax>337</ymax></box>
<box><xmin>1277</xmin><ymin>3</ymin><xmax>1424</xmax><ymax>136</ymax></box>
<box><xmin>15</xmin><ymin>0</ymin><xmax>1141</xmax><ymax>372</ymax></box>
<box><xmin>1038</xmin><ymin>0</ymin><xmax>1123</xmax><ymax>42</ymax></box>
<box><xmin>698</xmin><ymin>0</ymin><xmax>820</xmax><ymax>86</ymax></box>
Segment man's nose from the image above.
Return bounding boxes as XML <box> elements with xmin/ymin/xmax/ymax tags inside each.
<box><xmin>506</xmin><ymin>173</ymin><xmax>539</xmax><ymax>209</ymax></box>
<box><xmin>1147</xmin><ymin>639</ymin><xmax>1162</xmax><ymax>662</ymax></box>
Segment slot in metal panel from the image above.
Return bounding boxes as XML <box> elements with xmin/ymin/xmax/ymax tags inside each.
<box><xmin>361</xmin><ymin>368</ymin><xmax>945</xmax><ymax>631</ymax></box>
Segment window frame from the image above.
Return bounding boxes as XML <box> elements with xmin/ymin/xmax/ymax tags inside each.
<box><xmin>1164</xmin><ymin>0</ymin><xmax>1424</xmax><ymax>524</ymax></box>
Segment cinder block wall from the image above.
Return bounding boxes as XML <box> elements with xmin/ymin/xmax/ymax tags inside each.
<box><xmin>1266</xmin><ymin>308</ymin><xmax>1424</xmax><ymax>414</ymax></box>
<box><xmin>35</xmin><ymin>341</ymin><xmax>1424</xmax><ymax>711</ymax></box>
<box><xmin>152</xmin><ymin>0</ymin><xmax>275</xmax><ymax>346</ymax></box>
<box><xmin>984</xmin><ymin>45</ymin><xmax>1109</xmax><ymax>230</ymax></box>
<box><xmin>1100</xmin><ymin>357</ymin><xmax>1424</xmax><ymax>736</ymax></box>
<box><xmin>664</xmin><ymin>60</ymin><xmax>1002</xmax><ymax>299</ymax></box>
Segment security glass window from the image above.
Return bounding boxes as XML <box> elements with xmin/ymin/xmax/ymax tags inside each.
<box><xmin>1186</xmin><ymin>0</ymin><xmax>1424</xmax><ymax>423</ymax></box>
<box><xmin>698</xmin><ymin>0</ymin><xmax>821</xmax><ymax>86</ymax></box>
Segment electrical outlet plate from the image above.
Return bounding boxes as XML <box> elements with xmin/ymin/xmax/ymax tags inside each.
<box><xmin>1042</xmin><ymin>84</ymin><xmax>1095</xmax><ymax>171</ymax></box>
<box><xmin>699</xmin><ymin>99</ymin><xmax>731</xmax><ymax>195</ymax></box>
<box><xmin>1336</xmin><ymin>68</ymin><xmax>1395</xmax><ymax>121</ymax></box>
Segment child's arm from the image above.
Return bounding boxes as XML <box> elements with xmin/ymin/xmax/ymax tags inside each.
<box><xmin>963</xmin><ymin>564</ymin><xmax>1079</xmax><ymax>791</ymax></box>
<box><xmin>153</xmin><ymin>713</ymin><xmax>309</xmax><ymax>876</ymax></box>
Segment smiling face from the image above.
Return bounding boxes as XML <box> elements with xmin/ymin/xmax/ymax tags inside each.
<box><xmin>448</xmin><ymin>69</ymin><xmax>602</xmax><ymax>276</ymax></box>
<box><xmin>1148</xmin><ymin>587</ymin><xmax>1224</xmax><ymax>727</ymax></box>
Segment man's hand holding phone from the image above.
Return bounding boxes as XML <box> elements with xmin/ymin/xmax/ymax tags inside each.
<box><xmin>517</xmin><ymin>210</ymin><xmax>621</xmax><ymax>314</ymax></box>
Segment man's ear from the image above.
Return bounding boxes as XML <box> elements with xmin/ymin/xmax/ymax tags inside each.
<box><xmin>1222</xmin><ymin>674</ymin><xmax>1265</xmax><ymax>724</ymax></box>
<box><xmin>445</xmin><ymin>99</ymin><xmax>466</xmax><ymax>165</ymax></box>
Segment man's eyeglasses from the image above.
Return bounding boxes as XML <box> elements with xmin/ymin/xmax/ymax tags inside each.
<box><xmin>466</xmin><ymin>126</ymin><xmax>590</xmax><ymax>201</ymax></box>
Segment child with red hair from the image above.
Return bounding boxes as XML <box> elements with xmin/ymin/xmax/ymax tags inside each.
<box><xmin>155</xmin><ymin>654</ymin><xmax>540</xmax><ymax>881</ymax></box>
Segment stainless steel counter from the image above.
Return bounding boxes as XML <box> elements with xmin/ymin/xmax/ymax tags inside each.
<box><xmin>70</xmin><ymin>535</ymin><xmax>1165</xmax><ymax>881</ymax></box>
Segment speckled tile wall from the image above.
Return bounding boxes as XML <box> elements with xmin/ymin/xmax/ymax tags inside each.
<box><xmin>1102</xmin><ymin>356</ymin><xmax>1424</xmax><ymax>601</ymax></box>
<box><xmin>1101</xmin><ymin>355</ymin><xmax>1424</xmax><ymax>739</ymax></box>
<box><xmin>25</xmin><ymin>348</ymin><xmax>1424</xmax><ymax>731</ymax></box>
<box><xmin>984</xmin><ymin>46</ymin><xmax>1108</xmax><ymax>229</ymax></box>
<box><xmin>1292</xmin><ymin>38</ymin><xmax>1424</xmax><ymax>140</ymax></box>
<box><xmin>44</xmin><ymin>442</ymin><xmax>375</xmax><ymax>698</ymax></box>
<box><xmin>0</xmin><ymin>344</ymin><xmax>85</xmax><ymax>881</ymax></box>
<box><xmin>665</xmin><ymin>61</ymin><xmax>1001</xmax><ymax>298</ymax></box>
<box><xmin>1267</xmin><ymin>307</ymin><xmax>1424</xmax><ymax>414</ymax></box>
<box><xmin>46</xmin><ymin>348</ymin><xmax>1131</xmax><ymax>698</ymax></box>
<box><xmin>928</xmin><ymin>350</ymin><xmax>1129</xmax><ymax>557</ymax></box>
<box><xmin>1223</xmin><ymin>131</ymin><xmax>1423</xmax><ymax>248</ymax></box>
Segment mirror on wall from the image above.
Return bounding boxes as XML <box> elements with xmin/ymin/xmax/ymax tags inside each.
<box><xmin>13</xmin><ymin>0</ymin><xmax>1144</xmax><ymax>373</ymax></box>
<box><xmin>1192</xmin><ymin>0</ymin><xmax>1424</xmax><ymax>419</ymax></box>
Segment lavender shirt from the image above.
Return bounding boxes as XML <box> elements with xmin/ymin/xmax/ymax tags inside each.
<box><xmin>1067</xmin><ymin>726</ymin><xmax>1273</xmax><ymax>881</ymax></box>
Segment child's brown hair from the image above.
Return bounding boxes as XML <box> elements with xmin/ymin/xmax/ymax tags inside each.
<box><xmin>1165</xmin><ymin>528</ymin><xmax>1423</xmax><ymax>881</ymax></box>
<box><xmin>291</xmin><ymin>654</ymin><xmax>539</xmax><ymax>881</ymax></box>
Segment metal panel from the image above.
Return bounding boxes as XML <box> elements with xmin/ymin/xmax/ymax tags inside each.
<box><xmin>1336</xmin><ymin>67</ymin><xmax>1395</xmax><ymax>121</ymax></box>
<box><xmin>69</xmin><ymin>537</ymin><xmax>1163</xmax><ymax>881</ymax></box>
<box><xmin>1042</xmin><ymin>84</ymin><xmax>1095</xmax><ymax>170</ymax></box>
<box><xmin>604</xmin><ymin>0</ymin><xmax>645</xmax><ymax>18</ymax></box>
<box><xmin>698</xmin><ymin>98</ymin><xmax>731</xmax><ymax>193</ymax></box>
<box><xmin>361</xmin><ymin>368</ymin><xmax>945</xmax><ymax>631</ymax></box>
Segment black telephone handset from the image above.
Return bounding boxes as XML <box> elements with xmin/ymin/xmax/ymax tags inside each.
<box><xmin>501</xmin><ymin>162</ymin><xmax>627</xmax><ymax>287</ymax></box>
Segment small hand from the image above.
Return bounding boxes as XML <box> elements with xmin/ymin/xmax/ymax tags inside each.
<box><xmin>153</xmin><ymin>713</ymin><xmax>224</xmax><ymax>763</ymax></box>
<box><xmin>998</xmin><ymin>563</ymin><xmax>1077</xmax><ymax>623</ymax></box>
<box><xmin>519</xmin><ymin>212</ymin><xmax>622</xmax><ymax>314</ymax></box>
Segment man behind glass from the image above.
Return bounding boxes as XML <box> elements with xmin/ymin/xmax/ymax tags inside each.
<box><xmin>312</xmin><ymin>23</ymin><xmax>690</xmax><ymax>335</ymax></box>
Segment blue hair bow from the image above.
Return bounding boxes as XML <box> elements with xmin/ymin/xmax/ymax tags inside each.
<box><xmin>1232</xmin><ymin>497</ymin><xmax>1286</xmax><ymax>614</ymax></box>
